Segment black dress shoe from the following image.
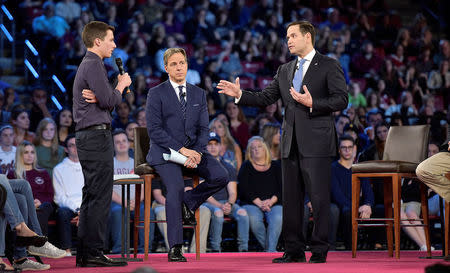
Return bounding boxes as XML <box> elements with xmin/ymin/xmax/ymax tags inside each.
<box><xmin>15</xmin><ymin>235</ymin><xmax>47</xmax><ymax>247</ymax></box>
<box><xmin>272</xmin><ymin>252</ymin><xmax>306</xmax><ymax>263</ymax></box>
<box><xmin>309</xmin><ymin>252</ymin><xmax>327</xmax><ymax>263</ymax></box>
<box><xmin>168</xmin><ymin>245</ymin><xmax>187</xmax><ymax>262</ymax></box>
<box><xmin>181</xmin><ymin>202</ymin><xmax>196</xmax><ymax>225</ymax></box>
<box><xmin>79</xmin><ymin>252</ymin><xmax>128</xmax><ymax>267</ymax></box>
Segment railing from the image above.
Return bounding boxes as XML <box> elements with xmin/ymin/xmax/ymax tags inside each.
<box><xmin>0</xmin><ymin>4</ymin><xmax>15</xmax><ymax>72</ymax></box>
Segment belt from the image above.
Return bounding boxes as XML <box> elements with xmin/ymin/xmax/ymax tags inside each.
<box><xmin>81</xmin><ymin>124</ymin><xmax>111</xmax><ymax>131</ymax></box>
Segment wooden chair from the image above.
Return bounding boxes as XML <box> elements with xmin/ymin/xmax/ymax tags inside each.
<box><xmin>351</xmin><ymin>125</ymin><xmax>431</xmax><ymax>259</ymax></box>
<box><xmin>132</xmin><ymin>127</ymin><xmax>201</xmax><ymax>261</ymax></box>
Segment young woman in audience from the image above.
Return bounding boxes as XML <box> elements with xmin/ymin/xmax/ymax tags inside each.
<box><xmin>225</xmin><ymin>100</ymin><xmax>250</xmax><ymax>151</ymax></box>
<box><xmin>10</xmin><ymin>107</ymin><xmax>35</xmax><ymax>146</ymax></box>
<box><xmin>209</xmin><ymin>118</ymin><xmax>242</xmax><ymax>172</ymax></box>
<box><xmin>55</xmin><ymin>108</ymin><xmax>75</xmax><ymax>146</ymax></box>
<box><xmin>8</xmin><ymin>141</ymin><xmax>54</xmax><ymax>237</ymax></box>
<box><xmin>33</xmin><ymin>118</ymin><xmax>65</xmax><ymax>177</ymax></box>
<box><xmin>238</xmin><ymin>136</ymin><xmax>282</xmax><ymax>252</ymax></box>
<box><xmin>260</xmin><ymin>123</ymin><xmax>281</xmax><ymax>161</ymax></box>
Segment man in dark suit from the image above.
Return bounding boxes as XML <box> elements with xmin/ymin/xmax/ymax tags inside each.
<box><xmin>218</xmin><ymin>21</ymin><xmax>348</xmax><ymax>263</ymax></box>
<box><xmin>146</xmin><ymin>47</ymin><xmax>228</xmax><ymax>262</ymax></box>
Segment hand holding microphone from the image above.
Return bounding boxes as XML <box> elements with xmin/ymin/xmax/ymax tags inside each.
<box><xmin>115</xmin><ymin>58</ymin><xmax>132</xmax><ymax>94</ymax></box>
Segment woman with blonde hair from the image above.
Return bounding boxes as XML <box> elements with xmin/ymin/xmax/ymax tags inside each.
<box><xmin>8</xmin><ymin>141</ymin><xmax>54</xmax><ymax>237</ymax></box>
<box><xmin>260</xmin><ymin>123</ymin><xmax>281</xmax><ymax>160</ymax></box>
<box><xmin>33</xmin><ymin>117</ymin><xmax>65</xmax><ymax>177</ymax></box>
<box><xmin>238</xmin><ymin>136</ymin><xmax>282</xmax><ymax>252</ymax></box>
<box><xmin>209</xmin><ymin>117</ymin><xmax>242</xmax><ymax>172</ymax></box>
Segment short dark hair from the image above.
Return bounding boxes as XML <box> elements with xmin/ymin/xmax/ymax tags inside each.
<box><xmin>339</xmin><ymin>135</ymin><xmax>355</xmax><ymax>146</ymax></box>
<box><xmin>82</xmin><ymin>21</ymin><xmax>115</xmax><ymax>48</ymax></box>
<box><xmin>112</xmin><ymin>128</ymin><xmax>127</xmax><ymax>138</ymax></box>
<box><xmin>64</xmin><ymin>134</ymin><xmax>76</xmax><ymax>148</ymax></box>
<box><xmin>335</xmin><ymin>114</ymin><xmax>350</xmax><ymax>123</ymax></box>
<box><xmin>287</xmin><ymin>21</ymin><xmax>316</xmax><ymax>46</ymax></box>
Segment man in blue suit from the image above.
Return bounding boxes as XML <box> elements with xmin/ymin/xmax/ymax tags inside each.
<box><xmin>146</xmin><ymin>48</ymin><xmax>228</xmax><ymax>262</ymax></box>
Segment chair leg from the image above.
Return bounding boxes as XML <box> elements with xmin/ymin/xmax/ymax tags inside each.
<box><xmin>383</xmin><ymin>179</ymin><xmax>394</xmax><ymax>258</ymax></box>
<box><xmin>445</xmin><ymin>200</ymin><xmax>449</xmax><ymax>257</ymax></box>
<box><xmin>352</xmin><ymin>174</ymin><xmax>361</xmax><ymax>258</ymax></box>
<box><xmin>134</xmin><ymin>183</ymin><xmax>142</xmax><ymax>258</ymax></box>
<box><xmin>420</xmin><ymin>183</ymin><xmax>431</xmax><ymax>257</ymax></box>
<box><xmin>195</xmin><ymin>208</ymin><xmax>200</xmax><ymax>260</ymax></box>
<box><xmin>392</xmin><ymin>174</ymin><xmax>401</xmax><ymax>259</ymax></box>
<box><xmin>143</xmin><ymin>175</ymin><xmax>153</xmax><ymax>261</ymax></box>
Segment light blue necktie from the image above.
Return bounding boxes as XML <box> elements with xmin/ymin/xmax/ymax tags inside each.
<box><xmin>292</xmin><ymin>58</ymin><xmax>306</xmax><ymax>93</ymax></box>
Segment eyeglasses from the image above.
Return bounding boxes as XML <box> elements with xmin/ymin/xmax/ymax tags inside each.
<box><xmin>339</xmin><ymin>145</ymin><xmax>354</xmax><ymax>151</ymax></box>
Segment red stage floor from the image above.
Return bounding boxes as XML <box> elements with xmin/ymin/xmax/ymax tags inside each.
<box><xmin>29</xmin><ymin>251</ymin><xmax>448</xmax><ymax>273</ymax></box>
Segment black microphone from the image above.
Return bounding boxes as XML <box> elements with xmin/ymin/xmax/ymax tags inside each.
<box><xmin>115</xmin><ymin>58</ymin><xmax>130</xmax><ymax>94</ymax></box>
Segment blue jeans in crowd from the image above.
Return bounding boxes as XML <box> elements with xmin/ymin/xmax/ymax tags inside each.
<box><xmin>203</xmin><ymin>201</ymin><xmax>249</xmax><ymax>251</ymax></box>
<box><xmin>242</xmin><ymin>204</ymin><xmax>282</xmax><ymax>252</ymax></box>
<box><xmin>56</xmin><ymin>207</ymin><xmax>77</xmax><ymax>250</ymax></box>
<box><xmin>108</xmin><ymin>202</ymin><xmax>155</xmax><ymax>254</ymax></box>
<box><xmin>0</xmin><ymin>175</ymin><xmax>43</xmax><ymax>259</ymax></box>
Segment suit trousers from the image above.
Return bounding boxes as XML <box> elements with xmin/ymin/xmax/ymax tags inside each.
<box><xmin>153</xmin><ymin>153</ymin><xmax>228</xmax><ymax>248</ymax></box>
<box><xmin>281</xmin><ymin>136</ymin><xmax>332</xmax><ymax>254</ymax></box>
<box><xmin>76</xmin><ymin>129</ymin><xmax>114</xmax><ymax>254</ymax></box>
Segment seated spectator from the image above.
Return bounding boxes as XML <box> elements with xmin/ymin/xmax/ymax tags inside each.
<box><xmin>238</xmin><ymin>136</ymin><xmax>282</xmax><ymax>252</ymax></box>
<box><xmin>364</xmin><ymin>110</ymin><xmax>384</xmax><ymax>142</ymax></box>
<box><xmin>249</xmin><ymin>113</ymin><xmax>278</xmax><ymax>136</ymax></box>
<box><xmin>209</xmin><ymin>118</ymin><xmax>242</xmax><ymax>172</ymax></box>
<box><xmin>331</xmin><ymin>136</ymin><xmax>374</xmax><ymax>249</ymax></box>
<box><xmin>225</xmin><ymin>101</ymin><xmax>250</xmax><ymax>151</ymax></box>
<box><xmin>261</xmin><ymin>123</ymin><xmax>281</xmax><ymax>161</ymax></box>
<box><xmin>108</xmin><ymin>130</ymin><xmax>154</xmax><ymax>254</ymax></box>
<box><xmin>112</xmin><ymin>100</ymin><xmax>132</xmax><ymax>130</ymax></box>
<box><xmin>348</xmin><ymin>81</ymin><xmax>367</xmax><ymax>108</ymax></box>
<box><xmin>34</xmin><ymin>118</ymin><xmax>65</xmax><ymax>177</ymax></box>
<box><xmin>202</xmin><ymin>132</ymin><xmax>249</xmax><ymax>252</ymax></box>
<box><xmin>152</xmin><ymin>179</ymin><xmax>211</xmax><ymax>253</ymax></box>
<box><xmin>319</xmin><ymin>8</ymin><xmax>347</xmax><ymax>32</ymax></box>
<box><xmin>384</xmin><ymin>91</ymin><xmax>418</xmax><ymax>125</ymax></box>
<box><xmin>134</xmin><ymin>107</ymin><xmax>147</xmax><ymax>128</ymax></box>
<box><xmin>10</xmin><ymin>107</ymin><xmax>35</xmax><ymax>146</ymax></box>
<box><xmin>55</xmin><ymin>0</ymin><xmax>81</xmax><ymax>24</ymax></box>
<box><xmin>401</xmin><ymin>177</ymin><xmax>435</xmax><ymax>251</ymax></box>
<box><xmin>125</xmin><ymin>121</ymin><xmax>138</xmax><ymax>156</ymax></box>
<box><xmin>427</xmin><ymin>60</ymin><xmax>450</xmax><ymax>91</ymax></box>
<box><xmin>358</xmin><ymin>122</ymin><xmax>389</xmax><ymax>162</ymax></box>
<box><xmin>32</xmin><ymin>1</ymin><xmax>69</xmax><ymax>39</ymax></box>
<box><xmin>55</xmin><ymin>108</ymin><xmax>75</xmax><ymax>146</ymax></box>
<box><xmin>0</xmin><ymin>175</ymin><xmax>66</xmax><ymax>271</ymax></box>
<box><xmin>335</xmin><ymin>114</ymin><xmax>350</xmax><ymax>138</ymax></box>
<box><xmin>0</xmin><ymin>125</ymin><xmax>16</xmax><ymax>176</ymax></box>
<box><xmin>29</xmin><ymin>87</ymin><xmax>53</xmax><ymax>133</ymax></box>
<box><xmin>0</xmin><ymin>90</ymin><xmax>11</xmax><ymax>126</ymax></box>
<box><xmin>351</xmin><ymin>40</ymin><xmax>383</xmax><ymax>77</ymax></box>
<box><xmin>9</xmin><ymin>141</ymin><xmax>54</xmax><ymax>237</ymax></box>
<box><xmin>52</xmin><ymin>134</ymin><xmax>83</xmax><ymax>256</ymax></box>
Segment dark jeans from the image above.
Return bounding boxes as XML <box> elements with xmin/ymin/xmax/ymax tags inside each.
<box><xmin>57</xmin><ymin>207</ymin><xmax>76</xmax><ymax>249</ymax></box>
<box><xmin>76</xmin><ymin>129</ymin><xmax>114</xmax><ymax>254</ymax></box>
<box><xmin>36</xmin><ymin>202</ymin><xmax>54</xmax><ymax>236</ymax></box>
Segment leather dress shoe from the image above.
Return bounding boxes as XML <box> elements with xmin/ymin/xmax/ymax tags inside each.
<box><xmin>77</xmin><ymin>252</ymin><xmax>128</xmax><ymax>267</ymax></box>
<box><xmin>15</xmin><ymin>235</ymin><xmax>47</xmax><ymax>247</ymax></box>
<box><xmin>168</xmin><ymin>245</ymin><xmax>187</xmax><ymax>262</ymax></box>
<box><xmin>272</xmin><ymin>252</ymin><xmax>306</xmax><ymax>263</ymax></box>
<box><xmin>181</xmin><ymin>202</ymin><xmax>196</xmax><ymax>225</ymax></box>
<box><xmin>309</xmin><ymin>252</ymin><xmax>327</xmax><ymax>263</ymax></box>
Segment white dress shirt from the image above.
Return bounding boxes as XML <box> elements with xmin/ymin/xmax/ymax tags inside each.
<box><xmin>169</xmin><ymin>79</ymin><xmax>187</xmax><ymax>102</ymax></box>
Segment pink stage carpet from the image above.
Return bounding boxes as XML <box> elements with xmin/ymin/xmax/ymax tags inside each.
<box><xmin>33</xmin><ymin>251</ymin><xmax>448</xmax><ymax>273</ymax></box>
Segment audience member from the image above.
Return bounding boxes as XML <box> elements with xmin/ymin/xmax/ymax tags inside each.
<box><xmin>209</xmin><ymin>118</ymin><xmax>242</xmax><ymax>171</ymax></box>
<box><xmin>10</xmin><ymin>107</ymin><xmax>35</xmax><ymax>146</ymax></box>
<box><xmin>238</xmin><ymin>136</ymin><xmax>282</xmax><ymax>252</ymax></box>
<box><xmin>0</xmin><ymin>125</ymin><xmax>16</xmax><ymax>176</ymax></box>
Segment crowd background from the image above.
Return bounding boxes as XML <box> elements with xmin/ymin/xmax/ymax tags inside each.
<box><xmin>0</xmin><ymin>0</ymin><xmax>449</xmax><ymax>254</ymax></box>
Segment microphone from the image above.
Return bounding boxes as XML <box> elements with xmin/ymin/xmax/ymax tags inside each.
<box><xmin>115</xmin><ymin>58</ymin><xmax>130</xmax><ymax>94</ymax></box>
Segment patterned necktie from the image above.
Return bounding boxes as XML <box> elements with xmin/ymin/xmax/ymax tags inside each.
<box><xmin>292</xmin><ymin>58</ymin><xmax>307</xmax><ymax>93</ymax></box>
<box><xmin>178</xmin><ymin>86</ymin><xmax>186</xmax><ymax>119</ymax></box>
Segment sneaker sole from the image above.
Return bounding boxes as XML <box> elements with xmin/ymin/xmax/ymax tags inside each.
<box><xmin>27</xmin><ymin>250</ymin><xmax>66</xmax><ymax>259</ymax></box>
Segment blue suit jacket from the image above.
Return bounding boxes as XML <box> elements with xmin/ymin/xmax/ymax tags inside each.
<box><xmin>145</xmin><ymin>80</ymin><xmax>209</xmax><ymax>166</ymax></box>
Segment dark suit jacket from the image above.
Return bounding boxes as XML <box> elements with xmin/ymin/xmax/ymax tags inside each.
<box><xmin>240</xmin><ymin>52</ymin><xmax>348</xmax><ymax>158</ymax></box>
<box><xmin>146</xmin><ymin>80</ymin><xmax>209</xmax><ymax>165</ymax></box>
